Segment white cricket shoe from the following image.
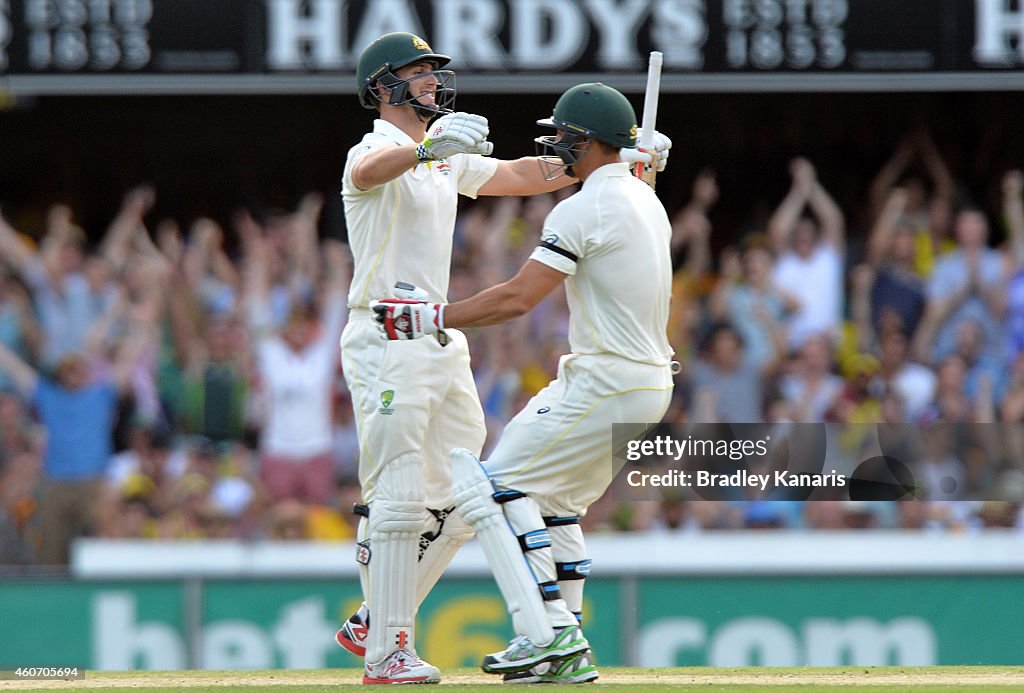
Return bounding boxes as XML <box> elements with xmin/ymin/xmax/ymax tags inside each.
<box><xmin>363</xmin><ymin>648</ymin><xmax>440</xmax><ymax>685</ymax></box>
<box><xmin>502</xmin><ymin>648</ymin><xmax>599</xmax><ymax>684</ymax></box>
<box><xmin>481</xmin><ymin>625</ymin><xmax>590</xmax><ymax>674</ymax></box>
<box><xmin>335</xmin><ymin>602</ymin><xmax>369</xmax><ymax>657</ymax></box>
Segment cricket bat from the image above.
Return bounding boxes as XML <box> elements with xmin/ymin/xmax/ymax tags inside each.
<box><xmin>634</xmin><ymin>51</ymin><xmax>663</xmax><ymax>190</ymax></box>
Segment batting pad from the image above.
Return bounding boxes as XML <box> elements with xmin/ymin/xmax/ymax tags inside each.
<box><xmin>452</xmin><ymin>448</ymin><xmax>566</xmax><ymax>645</ymax></box>
<box><xmin>416</xmin><ymin>506</ymin><xmax>474</xmax><ymax>605</ymax></box>
<box><xmin>499</xmin><ymin>495</ymin><xmax>578</xmax><ymax>628</ymax></box>
<box><xmin>546</xmin><ymin>518</ymin><xmax>590</xmax><ymax>620</ymax></box>
<box><xmin>365</xmin><ymin>454</ymin><xmax>428</xmax><ymax>664</ymax></box>
<box><xmin>356</xmin><ymin>514</ymin><xmax>370</xmax><ymax>602</ymax></box>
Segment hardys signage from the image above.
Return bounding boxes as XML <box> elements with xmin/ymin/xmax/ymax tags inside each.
<box><xmin>0</xmin><ymin>1</ymin><xmax>1022</xmax><ymax>93</ymax></box>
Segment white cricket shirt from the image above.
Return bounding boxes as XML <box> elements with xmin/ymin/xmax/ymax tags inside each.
<box><xmin>342</xmin><ymin>119</ymin><xmax>499</xmax><ymax>307</ymax></box>
<box><xmin>528</xmin><ymin>162</ymin><xmax>674</xmax><ymax>366</ymax></box>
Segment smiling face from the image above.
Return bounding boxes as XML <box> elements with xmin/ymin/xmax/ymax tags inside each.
<box><xmin>373</xmin><ymin>60</ymin><xmax>455</xmax><ymax>123</ymax></box>
<box><xmin>356</xmin><ymin>32</ymin><xmax>453</xmax><ymax>116</ymax></box>
<box><xmin>392</xmin><ymin>61</ymin><xmax>440</xmax><ymax>108</ymax></box>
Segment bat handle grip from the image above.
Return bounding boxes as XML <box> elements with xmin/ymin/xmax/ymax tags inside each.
<box><xmin>638</xmin><ymin>51</ymin><xmax>663</xmax><ymax>150</ymax></box>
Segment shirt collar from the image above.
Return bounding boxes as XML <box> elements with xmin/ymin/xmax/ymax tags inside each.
<box><xmin>373</xmin><ymin>118</ymin><xmax>418</xmax><ymax>145</ymax></box>
<box><xmin>582</xmin><ymin>162</ymin><xmax>632</xmax><ymax>188</ymax></box>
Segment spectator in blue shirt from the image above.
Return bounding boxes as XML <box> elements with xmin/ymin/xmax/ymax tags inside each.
<box><xmin>0</xmin><ymin>326</ymin><xmax>150</xmax><ymax>564</ymax></box>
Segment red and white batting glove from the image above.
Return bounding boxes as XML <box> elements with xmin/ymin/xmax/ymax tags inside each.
<box><xmin>370</xmin><ymin>283</ymin><xmax>449</xmax><ymax>345</ymax></box>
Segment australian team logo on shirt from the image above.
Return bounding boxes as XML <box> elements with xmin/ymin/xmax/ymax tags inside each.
<box><xmin>379</xmin><ymin>389</ymin><xmax>395</xmax><ymax>415</ymax></box>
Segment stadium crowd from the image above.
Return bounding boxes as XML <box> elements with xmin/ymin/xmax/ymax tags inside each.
<box><xmin>1</xmin><ymin>129</ymin><xmax>1023</xmax><ymax>566</ymax></box>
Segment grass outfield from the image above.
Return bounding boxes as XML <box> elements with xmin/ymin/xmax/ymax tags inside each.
<box><xmin>2</xmin><ymin>668</ymin><xmax>1024</xmax><ymax>692</ymax></box>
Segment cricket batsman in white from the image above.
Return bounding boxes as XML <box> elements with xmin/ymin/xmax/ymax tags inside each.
<box><xmin>372</xmin><ymin>82</ymin><xmax>675</xmax><ymax>683</ymax></box>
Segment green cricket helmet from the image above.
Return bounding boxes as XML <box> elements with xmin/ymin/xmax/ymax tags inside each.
<box><xmin>535</xmin><ymin>82</ymin><xmax>638</xmax><ymax>179</ymax></box>
<box><xmin>356</xmin><ymin>32</ymin><xmax>455</xmax><ymax>120</ymax></box>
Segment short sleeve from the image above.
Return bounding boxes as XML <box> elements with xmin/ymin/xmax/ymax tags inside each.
<box><xmin>528</xmin><ymin>203</ymin><xmax>585</xmax><ymax>277</ymax></box>
<box><xmin>453</xmin><ymin>154</ymin><xmax>499</xmax><ymax>199</ymax></box>
<box><xmin>341</xmin><ymin>136</ymin><xmax>388</xmax><ymax>195</ymax></box>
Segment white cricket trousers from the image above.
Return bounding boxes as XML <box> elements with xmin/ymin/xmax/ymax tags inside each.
<box><xmin>340</xmin><ymin>313</ymin><xmax>487</xmax><ymax>507</ymax></box>
<box><xmin>486</xmin><ymin>352</ymin><xmax>674</xmax><ymax>516</ymax></box>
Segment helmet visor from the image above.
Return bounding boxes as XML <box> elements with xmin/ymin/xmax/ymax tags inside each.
<box><xmin>376</xmin><ymin>68</ymin><xmax>456</xmax><ymax>116</ymax></box>
<box><xmin>533</xmin><ymin>130</ymin><xmax>591</xmax><ymax>181</ymax></box>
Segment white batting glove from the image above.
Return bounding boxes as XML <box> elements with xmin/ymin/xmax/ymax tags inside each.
<box><xmin>420</xmin><ymin>112</ymin><xmax>493</xmax><ymax>161</ymax></box>
<box><xmin>621</xmin><ymin>128</ymin><xmax>672</xmax><ymax>172</ymax></box>
<box><xmin>370</xmin><ymin>282</ymin><xmax>449</xmax><ymax>345</ymax></box>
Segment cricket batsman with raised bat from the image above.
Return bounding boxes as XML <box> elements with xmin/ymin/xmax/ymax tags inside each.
<box><xmin>337</xmin><ymin>33</ymin><xmax>670</xmax><ymax>685</ymax></box>
<box><xmin>372</xmin><ymin>81</ymin><xmax>674</xmax><ymax>683</ymax></box>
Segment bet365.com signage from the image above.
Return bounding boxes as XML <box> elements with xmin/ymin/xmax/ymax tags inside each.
<box><xmin>0</xmin><ymin>0</ymin><xmax>1022</xmax><ymax>94</ymax></box>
